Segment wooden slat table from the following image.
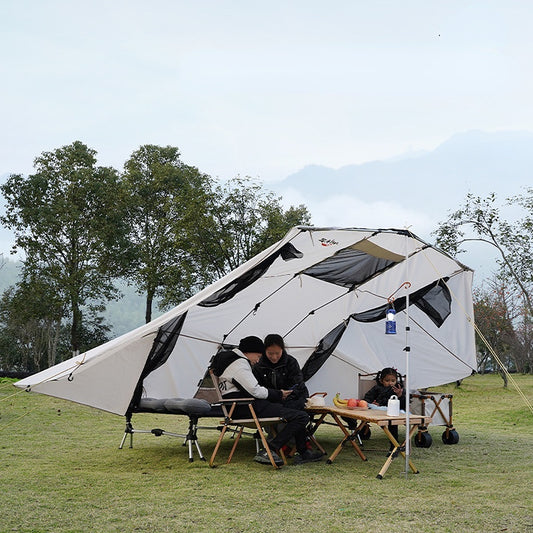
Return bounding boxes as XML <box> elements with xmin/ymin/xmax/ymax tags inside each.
<box><xmin>306</xmin><ymin>405</ymin><xmax>432</xmax><ymax>478</ymax></box>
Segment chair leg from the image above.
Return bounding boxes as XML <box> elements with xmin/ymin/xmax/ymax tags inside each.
<box><xmin>227</xmin><ymin>426</ymin><xmax>245</xmax><ymax>464</ymax></box>
<box><xmin>249</xmin><ymin>405</ymin><xmax>281</xmax><ymax>468</ymax></box>
<box><xmin>209</xmin><ymin>425</ymin><xmax>228</xmax><ymax>467</ymax></box>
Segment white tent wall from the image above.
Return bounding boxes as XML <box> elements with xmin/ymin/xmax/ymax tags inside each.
<box><xmin>297</xmin><ymin>271</ymin><xmax>475</xmax><ymax>400</ymax></box>
<box><xmin>15</xmin><ymin>227</ymin><xmax>477</xmax><ymax>417</ymax></box>
<box><xmin>14</xmin><ymin>227</ymin><xmax>305</xmax><ymax>413</ymax></box>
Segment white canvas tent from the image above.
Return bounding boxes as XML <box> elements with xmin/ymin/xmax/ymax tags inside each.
<box><xmin>16</xmin><ymin>227</ymin><xmax>477</xmax><ymax>416</ymax></box>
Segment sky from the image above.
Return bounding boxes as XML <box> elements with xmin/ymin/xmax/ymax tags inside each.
<box><xmin>1</xmin><ymin>1</ymin><xmax>532</xmax><ymax>267</ymax></box>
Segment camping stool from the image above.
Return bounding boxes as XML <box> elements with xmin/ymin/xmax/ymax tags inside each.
<box><xmin>119</xmin><ymin>397</ymin><xmax>214</xmax><ymax>462</ymax></box>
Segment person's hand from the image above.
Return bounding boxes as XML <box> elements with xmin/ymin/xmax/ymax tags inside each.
<box><xmin>281</xmin><ymin>389</ymin><xmax>292</xmax><ymax>400</ymax></box>
<box><xmin>392</xmin><ymin>384</ymin><xmax>403</xmax><ymax>397</ymax></box>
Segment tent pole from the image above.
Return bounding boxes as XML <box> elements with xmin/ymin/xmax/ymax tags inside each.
<box><xmin>404</xmin><ymin>233</ymin><xmax>411</xmax><ymax>478</ymax></box>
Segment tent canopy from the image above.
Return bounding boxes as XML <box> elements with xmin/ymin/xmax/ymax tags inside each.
<box><xmin>16</xmin><ymin>227</ymin><xmax>477</xmax><ymax>415</ymax></box>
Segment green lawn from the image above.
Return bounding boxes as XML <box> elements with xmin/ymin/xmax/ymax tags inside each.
<box><xmin>0</xmin><ymin>374</ymin><xmax>532</xmax><ymax>533</ymax></box>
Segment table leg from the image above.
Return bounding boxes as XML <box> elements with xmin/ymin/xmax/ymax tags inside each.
<box><xmin>377</xmin><ymin>424</ymin><xmax>420</xmax><ymax>479</ymax></box>
<box><xmin>325</xmin><ymin>413</ymin><xmax>367</xmax><ymax>464</ymax></box>
<box><xmin>307</xmin><ymin>413</ymin><xmax>327</xmax><ymax>454</ymax></box>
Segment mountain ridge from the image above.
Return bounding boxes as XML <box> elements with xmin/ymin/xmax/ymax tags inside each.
<box><xmin>278</xmin><ymin>130</ymin><xmax>533</xmax><ymax>211</ymax></box>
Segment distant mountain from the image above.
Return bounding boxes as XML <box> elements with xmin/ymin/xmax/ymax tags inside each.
<box><xmin>2</xmin><ymin>130</ymin><xmax>531</xmax><ymax>326</ymax></box>
<box><xmin>276</xmin><ymin>130</ymin><xmax>533</xmax><ymax>217</ymax></box>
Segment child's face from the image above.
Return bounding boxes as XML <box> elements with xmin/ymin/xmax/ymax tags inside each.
<box><xmin>380</xmin><ymin>373</ymin><xmax>397</xmax><ymax>388</ymax></box>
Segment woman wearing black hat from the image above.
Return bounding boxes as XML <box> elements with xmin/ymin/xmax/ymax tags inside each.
<box><xmin>211</xmin><ymin>336</ymin><xmax>323</xmax><ymax>466</ymax></box>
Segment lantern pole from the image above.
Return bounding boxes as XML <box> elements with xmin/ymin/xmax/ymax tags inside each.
<box><xmin>404</xmin><ymin>242</ymin><xmax>411</xmax><ymax>478</ymax></box>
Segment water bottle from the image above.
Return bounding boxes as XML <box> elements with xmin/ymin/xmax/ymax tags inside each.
<box><xmin>387</xmin><ymin>395</ymin><xmax>400</xmax><ymax>416</ymax></box>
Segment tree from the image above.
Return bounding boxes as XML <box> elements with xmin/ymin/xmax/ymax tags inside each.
<box><xmin>0</xmin><ymin>141</ymin><xmax>131</xmax><ymax>356</ymax></box>
<box><xmin>433</xmin><ymin>191</ymin><xmax>533</xmax><ymax>316</ymax></box>
<box><xmin>0</xmin><ymin>277</ymin><xmax>64</xmax><ymax>373</ymax></box>
<box><xmin>121</xmin><ymin>145</ymin><xmax>213</xmax><ymax>323</ymax></box>
<box><xmin>473</xmin><ymin>279</ymin><xmax>518</xmax><ymax>386</ymax></box>
<box><xmin>434</xmin><ymin>190</ymin><xmax>533</xmax><ymax>377</ymax></box>
<box><xmin>160</xmin><ymin>176</ymin><xmax>312</xmax><ymax>308</ymax></box>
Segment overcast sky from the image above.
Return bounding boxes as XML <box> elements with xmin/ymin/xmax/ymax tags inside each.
<box><xmin>1</xmin><ymin>1</ymin><xmax>532</xmax><ymax>266</ymax></box>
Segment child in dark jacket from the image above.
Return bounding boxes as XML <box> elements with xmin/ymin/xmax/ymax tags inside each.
<box><xmin>364</xmin><ymin>367</ymin><xmax>406</xmax><ymax>411</ymax></box>
<box><xmin>364</xmin><ymin>367</ymin><xmax>406</xmax><ymax>451</ymax></box>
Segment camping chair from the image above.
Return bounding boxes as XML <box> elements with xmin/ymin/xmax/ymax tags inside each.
<box><xmin>208</xmin><ymin>369</ymin><xmax>285</xmax><ymax>469</ymax></box>
<box><xmin>355</xmin><ymin>372</ymin><xmax>410</xmax><ymax>445</ymax></box>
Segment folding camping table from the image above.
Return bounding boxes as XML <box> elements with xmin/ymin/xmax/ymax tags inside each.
<box><xmin>305</xmin><ymin>405</ymin><xmax>432</xmax><ymax>478</ymax></box>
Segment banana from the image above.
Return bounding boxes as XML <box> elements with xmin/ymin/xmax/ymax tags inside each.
<box><xmin>333</xmin><ymin>393</ymin><xmax>348</xmax><ymax>408</ymax></box>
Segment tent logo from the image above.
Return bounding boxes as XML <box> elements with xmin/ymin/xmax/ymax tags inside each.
<box><xmin>319</xmin><ymin>238</ymin><xmax>339</xmax><ymax>247</ymax></box>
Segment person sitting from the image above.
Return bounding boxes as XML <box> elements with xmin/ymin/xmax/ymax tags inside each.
<box><xmin>364</xmin><ymin>367</ymin><xmax>406</xmax><ymax>410</ymax></box>
<box><xmin>210</xmin><ymin>335</ymin><xmax>323</xmax><ymax>466</ymax></box>
<box><xmin>364</xmin><ymin>367</ymin><xmax>406</xmax><ymax>451</ymax></box>
<box><xmin>253</xmin><ymin>333</ymin><xmax>309</xmax><ymax>411</ymax></box>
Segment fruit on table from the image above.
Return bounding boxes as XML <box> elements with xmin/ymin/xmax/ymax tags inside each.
<box><xmin>333</xmin><ymin>393</ymin><xmax>348</xmax><ymax>407</ymax></box>
<box><xmin>332</xmin><ymin>394</ymin><xmax>369</xmax><ymax>409</ymax></box>
<box><xmin>347</xmin><ymin>398</ymin><xmax>359</xmax><ymax>408</ymax></box>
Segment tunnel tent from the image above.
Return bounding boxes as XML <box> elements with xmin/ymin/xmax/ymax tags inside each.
<box><xmin>15</xmin><ymin>227</ymin><xmax>477</xmax><ymax>415</ymax></box>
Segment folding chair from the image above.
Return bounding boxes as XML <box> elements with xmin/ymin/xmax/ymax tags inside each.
<box><xmin>355</xmin><ymin>372</ymin><xmax>408</xmax><ymax>445</ymax></box>
<box><xmin>208</xmin><ymin>369</ymin><xmax>285</xmax><ymax>469</ymax></box>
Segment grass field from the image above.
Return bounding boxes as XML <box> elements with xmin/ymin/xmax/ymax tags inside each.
<box><xmin>0</xmin><ymin>374</ymin><xmax>532</xmax><ymax>533</ymax></box>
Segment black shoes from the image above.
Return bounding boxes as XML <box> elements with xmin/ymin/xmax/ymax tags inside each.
<box><xmin>254</xmin><ymin>448</ymin><xmax>284</xmax><ymax>466</ymax></box>
<box><xmin>293</xmin><ymin>449</ymin><xmax>324</xmax><ymax>465</ymax></box>
<box><xmin>254</xmin><ymin>447</ymin><xmax>323</xmax><ymax>466</ymax></box>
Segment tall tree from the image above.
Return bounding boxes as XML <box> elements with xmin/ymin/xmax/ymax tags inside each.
<box><xmin>160</xmin><ymin>176</ymin><xmax>312</xmax><ymax>308</ymax></box>
<box><xmin>473</xmin><ymin>280</ymin><xmax>517</xmax><ymax>385</ymax></box>
<box><xmin>122</xmin><ymin>145</ymin><xmax>213</xmax><ymax>322</ymax></box>
<box><xmin>0</xmin><ymin>276</ymin><xmax>64</xmax><ymax>372</ymax></box>
<box><xmin>434</xmin><ymin>190</ymin><xmax>533</xmax><ymax>377</ymax></box>
<box><xmin>433</xmin><ymin>191</ymin><xmax>533</xmax><ymax>316</ymax></box>
<box><xmin>0</xmin><ymin>141</ymin><xmax>130</xmax><ymax>355</ymax></box>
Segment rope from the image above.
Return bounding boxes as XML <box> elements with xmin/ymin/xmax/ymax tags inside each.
<box><xmin>283</xmin><ymin>289</ymin><xmax>352</xmax><ymax>337</ymax></box>
<box><xmin>0</xmin><ymin>386</ymin><xmax>28</xmax><ymax>403</ymax></box>
<box><xmin>0</xmin><ymin>380</ymin><xmax>19</xmax><ymax>391</ymax></box>
<box><xmin>473</xmin><ymin>324</ymin><xmax>533</xmax><ymax>414</ymax></box>
<box><xmin>0</xmin><ymin>405</ymin><xmax>39</xmax><ymax>432</ymax></box>
<box><xmin>406</xmin><ymin>315</ymin><xmax>477</xmax><ymax>371</ymax></box>
<box><xmin>0</xmin><ymin>383</ymin><xmax>39</xmax><ymax>432</ymax></box>
<box><xmin>0</xmin><ymin>353</ymin><xmax>89</xmax><ymax>394</ymax></box>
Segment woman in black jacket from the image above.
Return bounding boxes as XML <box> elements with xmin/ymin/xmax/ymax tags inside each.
<box><xmin>253</xmin><ymin>334</ymin><xmax>309</xmax><ymax>411</ymax></box>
